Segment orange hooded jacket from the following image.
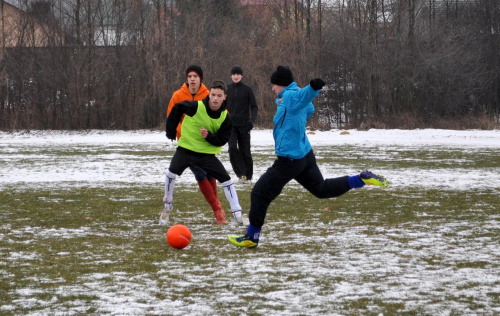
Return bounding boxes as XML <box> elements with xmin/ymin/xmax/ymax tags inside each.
<box><xmin>167</xmin><ymin>82</ymin><xmax>210</xmax><ymax>140</ymax></box>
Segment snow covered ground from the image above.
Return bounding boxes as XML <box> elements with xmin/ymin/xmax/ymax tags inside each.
<box><xmin>1</xmin><ymin>128</ymin><xmax>499</xmax><ymax>190</ymax></box>
<box><xmin>1</xmin><ymin>129</ymin><xmax>499</xmax><ymax>315</ymax></box>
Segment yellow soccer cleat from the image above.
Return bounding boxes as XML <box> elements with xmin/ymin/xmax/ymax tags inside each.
<box><xmin>360</xmin><ymin>170</ymin><xmax>390</xmax><ymax>189</ymax></box>
<box><xmin>228</xmin><ymin>235</ymin><xmax>258</xmax><ymax>248</ymax></box>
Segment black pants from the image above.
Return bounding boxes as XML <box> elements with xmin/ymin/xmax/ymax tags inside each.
<box><xmin>249</xmin><ymin>150</ymin><xmax>351</xmax><ymax>227</ymax></box>
<box><xmin>228</xmin><ymin>126</ymin><xmax>253</xmax><ymax>180</ymax></box>
<box><xmin>169</xmin><ymin>147</ymin><xmax>231</xmax><ymax>183</ymax></box>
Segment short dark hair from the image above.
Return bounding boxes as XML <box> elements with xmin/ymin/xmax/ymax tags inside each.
<box><xmin>209</xmin><ymin>80</ymin><xmax>227</xmax><ymax>94</ymax></box>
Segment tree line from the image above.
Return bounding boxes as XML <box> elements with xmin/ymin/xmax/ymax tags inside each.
<box><xmin>0</xmin><ymin>0</ymin><xmax>498</xmax><ymax>130</ymax></box>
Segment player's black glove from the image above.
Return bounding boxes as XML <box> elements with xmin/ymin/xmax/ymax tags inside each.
<box><xmin>310</xmin><ymin>78</ymin><xmax>325</xmax><ymax>91</ymax></box>
<box><xmin>247</xmin><ymin>122</ymin><xmax>253</xmax><ymax>131</ymax></box>
<box><xmin>166</xmin><ymin>130</ymin><xmax>176</xmax><ymax>141</ymax></box>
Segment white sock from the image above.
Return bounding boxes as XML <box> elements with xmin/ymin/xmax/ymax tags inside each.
<box><xmin>221</xmin><ymin>179</ymin><xmax>242</xmax><ymax>212</ymax></box>
<box><xmin>164</xmin><ymin>169</ymin><xmax>177</xmax><ymax>205</ymax></box>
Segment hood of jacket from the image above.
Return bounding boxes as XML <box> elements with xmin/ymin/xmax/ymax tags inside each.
<box><xmin>181</xmin><ymin>82</ymin><xmax>209</xmax><ymax>100</ymax></box>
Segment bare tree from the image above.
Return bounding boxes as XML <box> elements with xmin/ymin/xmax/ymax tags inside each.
<box><xmin>0</xmin><ymin>0</ymin><xmax>498</xmax><ymax>130</ymax></box>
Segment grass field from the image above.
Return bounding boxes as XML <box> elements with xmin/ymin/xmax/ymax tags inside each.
<box><xmin>0</xmin><ymin>130</ymin><xmax>499</xmax><ymax>315</ymax></box>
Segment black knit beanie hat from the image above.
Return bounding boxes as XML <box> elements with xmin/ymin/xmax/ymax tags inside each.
<box><xmin>186</xmin><ymin>65</ymin><xmax>203</xmax><ymax>81</ymax></box>
<box><xmin>270</xmin><ymin>65</ymin><xmax>294</xmax><ymax>86</ymax></box>
<box><xmin>231</xmin><ymin>66</ymin><xmax>243</xmax><ymax>75</ymax></box>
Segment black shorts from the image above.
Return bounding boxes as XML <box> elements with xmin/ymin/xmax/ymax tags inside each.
<box><xmin>169</xmin><ymin>147</ymin><xmax>231</xmax><ymax>183</ymax></box>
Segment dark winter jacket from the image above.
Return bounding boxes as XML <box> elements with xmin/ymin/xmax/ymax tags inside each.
<box><xmin>166</xmin><ymin>96</ymin><xmax>232</xmax><ymax>149</ymax></box>
<box><xmin>226</xmin><ymin>81</ymin><xmax>258</xmax><ymax>127</ymax></box>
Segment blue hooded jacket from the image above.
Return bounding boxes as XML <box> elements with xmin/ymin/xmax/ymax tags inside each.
<box><xmin>273</xmin><ymin>82</ymin><xmax>320</xmax><ymax>159</ymax></box>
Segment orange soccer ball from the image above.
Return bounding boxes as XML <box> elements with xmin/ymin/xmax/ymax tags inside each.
<box><xmin>166</xmin><ymin>224</ymin><xmax>192</xmax><ymax>249</ymax></box>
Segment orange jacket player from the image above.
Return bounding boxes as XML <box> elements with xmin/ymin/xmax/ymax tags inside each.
<box><xmin>167</xmin><ymin>65</ymin><xmax>209</xmax><ymax>140</ymax></box>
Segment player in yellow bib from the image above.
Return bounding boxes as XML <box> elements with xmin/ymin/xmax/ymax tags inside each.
<box><xmin>161</xmin><ymin>80</ymin><xmax>248</xmax><ymax>226</ymax></box>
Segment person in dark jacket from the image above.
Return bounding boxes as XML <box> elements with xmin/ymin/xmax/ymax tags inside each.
<box><xmin>226</xmin><ymin>66</ymin><xmax>258</xmax><ymax>183</ymax></box>
<box><xmin>228</xmin><ymin>66</ymin><xmax>390</xmax><ymax>248</ymax></box>
<box><xmin>161</xmin><ymin>80</ymin><xmax>249</xmax><ymax>226</ymax></box>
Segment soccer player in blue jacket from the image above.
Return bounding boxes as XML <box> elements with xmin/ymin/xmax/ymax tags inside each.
<box><xmin>228</xmin><ymin>66</ymin><xmax>390</xmax><ymax>248</ymax></box>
